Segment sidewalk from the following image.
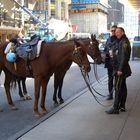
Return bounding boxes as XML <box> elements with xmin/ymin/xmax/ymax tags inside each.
<box><xmin>18</xmin><ymin>61</ymin><xmax>140</xmax><ymax>140</ymax></box>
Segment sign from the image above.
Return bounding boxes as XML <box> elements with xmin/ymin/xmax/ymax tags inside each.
<box><xmin>72</xmin><ymin>24</ymin><xmax>78</xmax><ymax>32</ymax></box>
<box><xmin>71</xmin><ymin>0</ymin><xmax>100</xmax><ymax>4</ymax></box>
<box><xmin>71</xmin><ymin>5</ymin><xmax>86</xmax><ymax>9</ymax></box>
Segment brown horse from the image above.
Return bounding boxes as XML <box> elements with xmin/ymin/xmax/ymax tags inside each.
<box><xmin>10</xmin><ymin>35</ymin><xmax>102</xmax><ymax>104</ymax></box>
<box><xmin>0</xmin><ymin>39</ymin><xmax>90</xmax><ymax>116</ymax></box>
<box><xmin>12</xmin><ymin>35</ymin><xmax>102</xmax><ymax>104</ymax></box>
<box><xmin>53</xmin><ymin>35</ymin><xmax>102</xmax><ymax>104</ymax></box>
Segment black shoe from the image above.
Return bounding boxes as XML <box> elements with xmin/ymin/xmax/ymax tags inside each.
<box><xmin>106</xmin><ymin>96</ymin><xmax>113</xmax><ymax>100</ymax></box>
<box><xmin>105</xmin><ymin>108</ymin><xmax>119</xmax><ymax>114</ymax></box>
<box><xmin>119</xmin><ymin>107</ymin><xmax>126</xmax><ymax>112</ymax></box>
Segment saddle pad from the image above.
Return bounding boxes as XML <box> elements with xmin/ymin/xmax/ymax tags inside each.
<box><xmin>16</xmin><ymin>40</ymin><xmax>43</xmax><ymax>60</ymax></box>
<box><xmin>36</xmin><ymin>40</ymin><xmax>43</xmax><ymax>57</ymax></box>
<box><xmin>4</xmin><ymin>42</ymin><xmax>14</xmax><ymax>54</ymax></box>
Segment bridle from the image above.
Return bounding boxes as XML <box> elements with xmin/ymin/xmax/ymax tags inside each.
<box><xmin>89</xmin><ymin>39</ymin><xmax>99</xmax><ymax>62</ymax></box>
<box><xmin>77</xmin><ymin>38</ymin><xmax>112</xmax><ymax>107</ymax></box>
<box><xmin>72</xmin><ymin>45</ymin><xmax>84</xmax><ymax>68</ymax></box>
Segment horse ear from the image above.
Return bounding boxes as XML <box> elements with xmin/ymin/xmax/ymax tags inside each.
<box><xmin>74</xmin><ymin>40</ymin><xmax>80</xmax><ymax>47</ymax></box>
<box><xmin>74</xmin><ymin>40</ymin><xmax>84</xmax><ymax>47</ymax></box>
<box><xmin>91</xmin><ymin>34</ymin><xmax>97</xmax><ymax>41</ymax></box>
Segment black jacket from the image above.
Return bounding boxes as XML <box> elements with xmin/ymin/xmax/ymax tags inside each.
<box><xmin>113</xmin><ymin>35</ymin><xmax>132</xmax><ymax>78</ymax></box>
<box><xmin>104</xmin><ymin>35</ymin><xmax>117</xmax><ymax>69</ymax></box>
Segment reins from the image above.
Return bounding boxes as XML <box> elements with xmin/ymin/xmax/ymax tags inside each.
<box><xmin>79</xmin><ymin>67</ymin><xmax>113</xmax><ymax>107</ymax></box>
<box><xmin>73</xmin><ymin>38</ymin><xmax>113</xmax><ymax>107</ymax></box>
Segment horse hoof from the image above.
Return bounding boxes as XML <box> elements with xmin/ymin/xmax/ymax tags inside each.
<box><xmin>26</xmin><ymin>96</ymin><xmax>32</xmax><ymax>100</ymax></box>
<box><xmin>54</xmin><ymin>102</ymin><xmax>59</xmax><ymax>107</ymax></box>
<box><xmin>59</xmin><ymin>99</ymin><xmax>64</xmax><ymax>104</ymax></box>
<box><xmin>41</xmin><ymin>107</ymin><xmax>47</xmax><ymax>114</ymax></box>
<box><xmin>24</xmin><ymin>94</ymin><xmax>32</xmax><ymax>100</ymax></box>
<box><xmin>34</xmin><ymin>112</ymin><xmax>42</xmax><ymax>118</ymax></box>
<box><xmin>0</xmin><ymin>108</ymin><xmax>3</xmax><ymax>112</ymax></box>
<box><xmin>20</xmin><ymin>97</ymin><xmax>25</xmax><ymax>101</ymax></box>
<box><xmin>53</xmin><ymin>99</ymin><xmax>58</xmax><ymax>104</ymax></box>
<box><xmin>11</xmin><ymin>106</ymin><xmax>18</xmax><ymax>110</ymax></box>
<box><xmin>41</xmin><ymin>110</ymin><xmax>47</xmax><ymax>115</ymax></box>
<box><xmin>53</xmin><ymin>100</ymin><xmax>59</xmax><ymax>106</ymax></box>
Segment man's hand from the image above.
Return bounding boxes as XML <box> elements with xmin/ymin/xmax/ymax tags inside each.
<box><xmin>117</xmin><ymin>71</ymin><xmax>123</xmax><ymax>76</ymax></box>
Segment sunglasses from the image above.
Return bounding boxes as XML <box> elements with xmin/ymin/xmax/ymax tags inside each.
<box><xmin>111</xmin><ymin>30</ymin><xmax>115</xmax><ymax>32</ymax></box>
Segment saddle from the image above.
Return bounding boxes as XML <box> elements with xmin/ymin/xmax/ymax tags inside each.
<box><xmin>18</xmin><ymin>36</ymin><xmax>39</xmax><ymax>46</ymax></box>
<box><xmin>15</xmin><ymin>36</ymin><xmax>41</xmax><ymax>60</ymax></box>
<box><xmin>8</xmin><ymin>36</ymin><xmax>42</xmax><ymax>76</ymax></box>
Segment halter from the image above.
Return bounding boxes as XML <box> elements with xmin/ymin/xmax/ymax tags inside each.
<box><xmin>89</xmin><ymin>39</ymin><xmax>99</xmax><ymax>61</ymax></box>
<box><xmin>72</xmin><ymin>45</ymin><xmax>83</xmax><ymax>68</ymax></box>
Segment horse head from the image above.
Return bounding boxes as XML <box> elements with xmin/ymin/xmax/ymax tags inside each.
<box><xmin>72</xmin><ymin>39</ymin><xmax>91</xmax><ymax>73</ymax></box>
<box><xmin>89</xmin><ymin>34</ymin><xmax>102</xmax><ymax>64</ymax></box>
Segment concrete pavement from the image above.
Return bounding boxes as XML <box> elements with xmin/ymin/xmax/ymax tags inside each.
<box><xmin>15</xmin><ymin>60</ymin><xmax>140</xmax><ymax>140</ymax></box>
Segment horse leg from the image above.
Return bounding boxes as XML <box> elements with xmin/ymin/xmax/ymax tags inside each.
<box><xmin>57</xmin><ymin>65</ymin><xmax>71</xmax><ymax>104</ymax></box>
<box><xmin>0</xmin><ymin>70</ymin><xmax>2</xmax><ymax>86</ymax></box>
<box><xmin>57</xmin><ymin>71</ymin><xmax>66</xmax><ymax>104</ymax></box>
<box><xmin>21</xmin><ymin>78</ymin><xmax>32</xmax><ymax>100</ymax></box>
<box><xmin>53</xmin><ymin>70</ymin><xmax>67</xmax><ymax>104</ymax></box>
<box><xmin>4</xmin><ymin>69</ymin><xmax>18</xmax><ymax>110</ymax></box>
<box><xmin>53</xmin><ymin>73</ymin><xmax>59</xmax><ymax>105</ymax></box>
<box><xmin>34</xmin><ymin>76</ymin><xmax>41</xmax><ymax>117</ymax></box>
<box><xmin>0</xmin><ymin>106</ymin><xmax>3</xmax><ymax>112</ymax></box>
<box><xmin>58</xmin><ymin>78</ymin><xmax>64</xmax><ymax>104</ymax></box>
<box><xmin>0</xmin><ymin>70</ymin><xmax>3</xmax><ymax>112</ymax></box>
<box><xmin>40</xmin><ymin>76</ymin><xmax>50</xmax><ymax>115</ymax></box>
<box><xmin>17</xmin><ymin>78</ymin><xmax>25</xmax><ymax>100</ymax></box>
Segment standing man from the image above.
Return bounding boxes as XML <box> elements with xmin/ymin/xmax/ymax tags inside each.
<box><xmin>104</xmin><ymin>25</ymin><xmax>117</xmax><ymax>100</ymax></box>
<box><xmin>106</xmin><ymin>27</ymin><xmax>132</xmax><ymax>114</ymax></box>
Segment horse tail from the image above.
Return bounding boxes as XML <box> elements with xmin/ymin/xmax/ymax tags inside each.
<box><xmin>10</xmin><ymin>75</ymin><xmax>17</xmax><ymax>90</ymax></box>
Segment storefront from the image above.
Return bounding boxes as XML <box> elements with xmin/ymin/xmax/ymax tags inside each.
<box><xmin>0</xmin><ymin>27</ymin><xmax>21</xmax><ymax>42</ymax></box>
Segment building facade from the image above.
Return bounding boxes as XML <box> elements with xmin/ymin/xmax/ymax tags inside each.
<box><xmin>0</xmin><ymin>0</ymin><xmax>21</xmax><ymax>42</ymax></box>
<box><xmin>69</xmin><ymin>0</ymin><xmax>109</xmax><ymax>35</ymax></box>
<box><xmin>0</xmin><ymin>0</ymin><xmax>70</xmax><ymax>42</ymax></box>
<box><xmin>107</xmin><ymin>0</ymin><xmax>124</xmax><ymax>29</ymax></box>
<box><xmin>47</xmin><ymin>0</ymin><xmax>70</xmax><ymax>20</ymax></box>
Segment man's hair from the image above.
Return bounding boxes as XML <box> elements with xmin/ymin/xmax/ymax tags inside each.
<box><xmin>117</xmin><ymin>27</ymin><xmax>125</xmax><ymax>33</ymax></box>
<box><xmin>112</xmin><ymin>25</ymin><xmax>117</xmax><ymax>28</ymax></box>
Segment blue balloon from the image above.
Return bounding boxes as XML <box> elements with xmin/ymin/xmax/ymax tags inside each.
<box><xmin>6</xmin><ymin>52</ymin><xmax>16</xmax><ymax>62</ymax></box>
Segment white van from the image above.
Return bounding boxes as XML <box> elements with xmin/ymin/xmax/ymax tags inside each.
<box><xmin>70</xmin><ymin>32</ymin><xmax>91</xmax><ymax>39</ymax></box>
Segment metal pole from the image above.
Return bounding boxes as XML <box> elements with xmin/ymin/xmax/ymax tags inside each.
<box><xmin>138</xmin><ymin>25</ymin><xmax>140</xmax><ymax>37</ymax></box>
<box><xmin>138</xmin><ymin>11</ymin><xmax>140</xmax><ymax>37</ymax></box>
<box><xmin>21</xmin><ymin>0</ymin><xmax>24</xmax><ymax>27</ymax></box>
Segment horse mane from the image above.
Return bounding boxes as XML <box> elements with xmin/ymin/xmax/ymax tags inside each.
<box><xmin>69</xmin><ymin>37</ymin><xmax>90</xmax><ymax>41</ymax></box>
<box><xmin>0</xmin><ymin>42</ymin><xmax>9</xmax><ymax>52</ymax></box>
<box><xmin>42</xmin><ymin>39</ymin><xmax>76</xmax><ymax>48</ymax></box>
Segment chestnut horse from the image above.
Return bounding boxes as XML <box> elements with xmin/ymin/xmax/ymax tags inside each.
<box><xmin>53</xmin><ymin>34</ymin><xmax>102</xmax><ymax>104</ymax></box>
<box><xmin>10</xmin><ymin>35</ymin><xmax>102</xmax><ymax>104</ymax></box>
<box><xmin>0</xmin><ymin>40</ymin><xmax>90</xmax><ymax>116</ymax></box>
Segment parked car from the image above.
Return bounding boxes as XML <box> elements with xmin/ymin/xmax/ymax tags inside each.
<box><xmin>99</xmin><ymin>43</ymin><xmax>105</xmax><ymax>52</ymax></box>
<box><xmin>132</xmin><ymin>36</ymin><xmax>140</xmax><ymax>60</ymax></box>
<box><xmin>134</xmin><ymin>36</ymin><xmax>140</xmax><ymax>41</ymax></box>
<box><xmin>99</xmin><ymin>42</ymin><xmax>106</xmax><ymax>62</ymax></box>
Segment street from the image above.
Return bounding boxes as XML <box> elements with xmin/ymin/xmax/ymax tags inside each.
<box><xmin>0</xmin><ymin>62</ymin><xmax>106</xmax><ymax>140</ymax></box>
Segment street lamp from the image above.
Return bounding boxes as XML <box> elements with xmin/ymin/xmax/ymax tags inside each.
<box><xmin>17</xmin><ymin>8</ymin><xmax>22</xmax><ymax>28</ymax></box>
<box><xmin>11</xmin><ymin>7</ymin><xmax>16</xmax><ymax>27</ymax></box>
<box><xmin>11</xmin><ymin>7</ymin><xmax>19</xmax><ymax>27</ymax></box>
